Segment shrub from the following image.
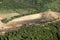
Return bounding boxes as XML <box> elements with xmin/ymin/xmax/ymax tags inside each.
<box><xmin>1</xmin><ymin>18</ymin><xmax>8</xmax><ymax>23</ymax></box>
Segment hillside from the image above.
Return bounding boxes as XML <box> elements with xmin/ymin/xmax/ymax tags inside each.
<box><xmin>0</xmin><ymin>0</ymin><xmax>60</xmax><ymax>40</ymax></box>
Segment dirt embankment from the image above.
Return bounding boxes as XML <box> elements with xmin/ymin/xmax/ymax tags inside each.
<box><xmin>1</xmin><ymin>11</ymin><xmax>60</xmax><ymax>31</ymax></box>
<box><xmin>0</xmin><ymin>10</ymin><xmax>60</xmax><ymax>33</ymax></box>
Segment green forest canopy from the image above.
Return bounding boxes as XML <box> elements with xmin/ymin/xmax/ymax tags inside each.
<box><xmin>0</xmin><ymin>0</ymin><xmax>60</xmax><ymax>13</ymax></box>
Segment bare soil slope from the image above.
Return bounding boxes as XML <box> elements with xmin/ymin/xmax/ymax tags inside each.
<box><xmin>0</xmin><ymin>10</ymin><xmax>60</xmax><ymax>32</ymax></box>
<box><xmin>1</xmin><ymin>10</ymin><xmax>60</xmax><ymax>31</ymax></box>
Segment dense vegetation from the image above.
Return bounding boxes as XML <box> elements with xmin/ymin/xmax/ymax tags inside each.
<box><xmin>0</xmin><ymin>0</ymin><xmax>60</xmax><ymax>13</ymax></box>
<box><xmin>0</xmin><ymin>0</ymin><xmax>60</xmax><ymax>40</ymax></box>
<box><xmin>0</xmin><ymin>21</ymin><xmax>60</xmax><ymax>40</ymax></box>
